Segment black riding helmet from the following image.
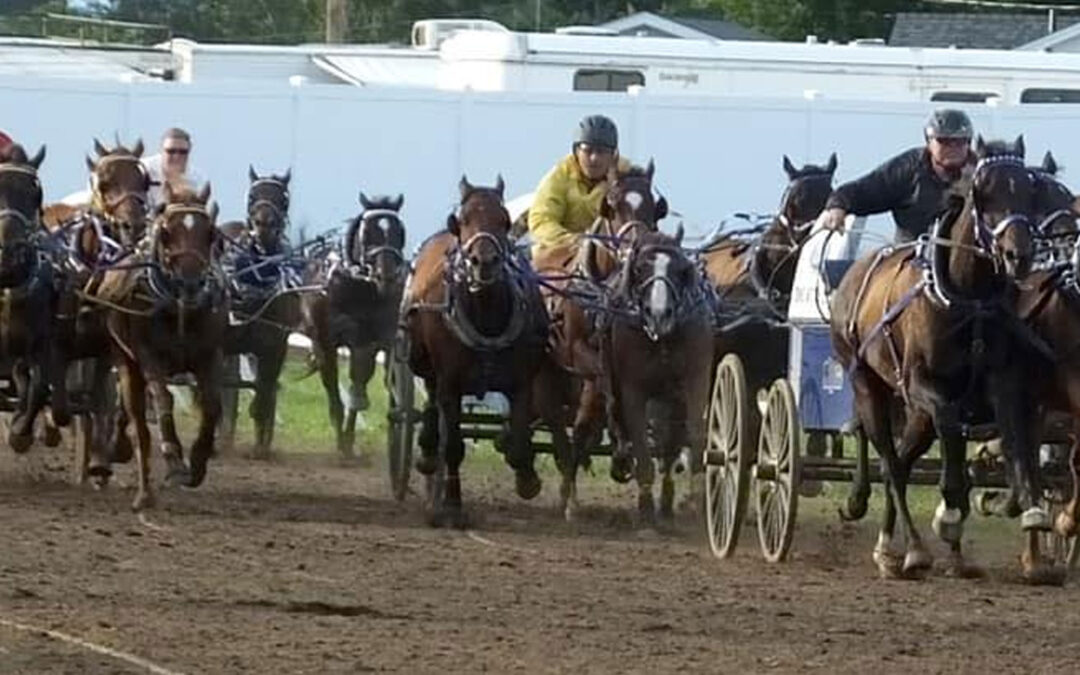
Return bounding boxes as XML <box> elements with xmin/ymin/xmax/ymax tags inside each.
<box><xmin>574</xmin><ymin>115</ymin><xmax>618</xmax><ymax>151</ymax></box>
<box><xmin>924</xmin><ymin>109</ymin><xmax>973</xmax><ymax>140</ymax></box>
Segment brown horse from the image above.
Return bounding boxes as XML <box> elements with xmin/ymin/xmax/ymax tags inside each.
<box><xmin>218</xmin><ymin>167</ymin><xmax>302</xmax><ymax>458</ymax></box>
<box><xmin>95</xmin><ymin>182</ymin><xmax>225</xmax><ymax>510</ymax></box>
<box><xmin>585</xmin><ymin>228</ymin><xmax>713</xmax><ymax>523</ymax></box>
<box><xmin>404</xmin><ymin>175</ymin><xmax>551</xmax><ymax>527</ymax></box>
<box><xmin>531</xmin><ymin>161</ymin><xmax>668</xmax><ymax>519</ymax></box>
<box><xmin>300</xmin><ymin>192</ymin><xmax>407</xmax><ymax>458</ymax></box>
<box><xmin>0</xmin><ymin>142</ymin><xmax>70</xmax><ymax>452</ymax></box>
<box><xmin>46</xmin><ymin>140</ymin><xmax>153</xmax><ymax>482</ymax></box>
<box><xmin>831</xmin><ymin>136</ymin><xmax>1050</xmax><ymax>581</ymax></box>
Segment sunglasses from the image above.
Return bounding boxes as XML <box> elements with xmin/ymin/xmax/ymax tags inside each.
<box><xmin>164</xmin><ymin>148</ymin><xmax>190</xmax><ymax>156</ymax></box>
<box><xmin>576</xmin><ymin>143</ymin><xmax>615</xmax><ymax>158</ymax></box>
<box><xmin>933</xmin><ymin>137</ymin><xmax>969</xmax><ymax>147</ymax></box>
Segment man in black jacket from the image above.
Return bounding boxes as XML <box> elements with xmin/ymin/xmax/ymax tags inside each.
<box><xmin>821</xmin><ymin>109</ymin><xmax>976</xmax><ymax>243</ymax></box>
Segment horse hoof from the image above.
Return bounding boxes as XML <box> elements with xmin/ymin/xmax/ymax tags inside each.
<box><xmin>563</xmin><ymin>502</ymin><xmax>578</xmax><ymax>523</ymax></box>
<box><xmin>425</xmin><ymin>508</ymin><xmax>446</xmax><ymax>529</ymax></box>
<box><xmin>164</xmin><ymin>463</ymin><xmax>190</xmax><ymax>487</ymax></box>
<box><xmin>872</xmin><ymin>547</ymin><xmax>903</xmax><ymax>579</ymax></box>
<box><xmin>184</xmin><ymin>462</ymin><xmax>208</xmax><ymax>489</ymax></box>
<box><xmin>415</xmin><ymin>456</ymin><xmax>438</xmax><ymax>476</ymax></box>
<box><xmin>515</xmin><ymin>470</ymin><xmax>542</xmax><ymax>501</ymax></box>
<box><xmin>971</xmin><ymin>491</ymin><xmax>998</xmax><ymax>517</ymax></box>
<box><xmin>1021</xmin><ymin>507</ymin><xmax>1051</xmax><ymax>532</ymax></box>
<box><xmin>447</xmin><ymin>508</ymin><xmax>469</xmax><ymax>530</ymax></box>
<box><xmin>111</xmin><ymin>438</ymin><xmax>133</xmax><ymax>464</ymax></box>
<box><xmin>1055</xmin><ymin>510</ymin><xmax>1078</xmax><ymax>539</ymax></box>
<box><xmin>902</xmin><ymin>549</ymin><xmax>933</xmax><ymax>578</ymax></box>
<box><xmin>944</xmin><ymin>555</ymin><xmax>985</xmax><ymax>579</ymax></box>
<box><xmin>51</xmin><ymin>410</ymin><xmax>72</xmax><ymax>428</ymax></box>
<box><xmin>932</xmin><ymin>503</ymin><xmax>964</xmax><ymax>544</ymax></box>
<box><xmin>609</xmin><ymin>456</ymin><xmax>634</xmax><ymax>484</ymax></box>
<box><xmin>798</xmin><ymin>479</ymin><xmax>823</xmax><ymax>498</ymax></box>
<box><xmin>1022</xmin><ymin>563</ymin><xmax>1067</xmax><ymax>587</ymax></box>
<box><xmin>90</xmin><ymin>473</ymin><xmax>110</xmax><ymax>491</ymax></box>
<box><xmin>131</xmin><ymin>491</ymin><xmax>155</xmax><ymax>512</ymax></box>
<box><xmin>43</xmin><ymin>425</ymin><xmax>62</xmax><ymax>448</ymax></box>
<box><xmin>8</xmin><ymin>431</ymin><xmax>32</xmax><ymax>455</ymax></box>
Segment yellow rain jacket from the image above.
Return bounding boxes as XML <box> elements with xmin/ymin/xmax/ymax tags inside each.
<box><xmin>528</xmin><ymin>154</ymin><xmax>632</xmax><ymax>255</ymax></box>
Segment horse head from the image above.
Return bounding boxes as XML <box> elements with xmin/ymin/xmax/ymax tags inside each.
<box><xmin>0</xmin><ymin>143</ymin><xmax>45</xmax><ymax>287</ymax></box>
<box><xmin>152</xmin><ymin>181</ymin><xmax>220</xmax><ymax>305</ymax></box>
<box><xmin>1027</xmin><ymin>151</ymin><xmax>1078</xmax><ymax>266</ymax></box>
<box><xmin>970</xmin><ymin>135</ymin><xmax>1038</xmax><ymax>279</ymax></box>
<box><xmin>246</xmin><ymin>165</ymin><xmax>291</xmax><ymax>254</ymax></box>
<box><xmin>621</xmin><ymin>228</ymin><xmax>699</xmax><ymax>341</ymax></box>
<box><xmin>779</xmin><ymin>153</ymin><xmax>836</xmax><ymax>243</ymax></box>
<box><xmin>349</xmin><ymin>191</ymin><xmax>406</xmax><ymax>295</ymax></box>
<box><xmin>600</xmin><ymin>159</ymin><xmax>668</xmax><ymax>244</ymax></box>
<box><xmin>86</xmin><ymin>137</ymin><xmax>150</xmax><ymax>247</ymax></box>
<box><xmin>447</xmin><ymin>174</ymin><xmax>511</xmax><ymax>292</ymax></box>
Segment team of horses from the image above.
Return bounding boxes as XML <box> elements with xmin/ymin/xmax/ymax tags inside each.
<box><xmin>5</xmin><ymin>132</ymin><xmax>1080</xmax><ymax>584</ymax></box>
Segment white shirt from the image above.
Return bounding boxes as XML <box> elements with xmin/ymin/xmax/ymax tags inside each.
<box><xmin>142</xmin><ymin>153</ymin><xmax>206</xmax><ymax>209</ymax></box>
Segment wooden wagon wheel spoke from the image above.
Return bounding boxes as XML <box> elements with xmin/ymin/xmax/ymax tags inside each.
<box><xmin>755</xmin><ymin>379</ymin><xmax>800</xmax><ymax>564</ymax></box>
<box><xmin>705</xmin><ymin>355</ymin><xmax>754</xmax><ymax>560</ymax></box>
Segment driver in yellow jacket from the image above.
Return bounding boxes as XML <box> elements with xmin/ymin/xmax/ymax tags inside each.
<box><xmin>528</xmin><ymin>115</ymin><xmax>632</xmax><ymax>256</ymax></box>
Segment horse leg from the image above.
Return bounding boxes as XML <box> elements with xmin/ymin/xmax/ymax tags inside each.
<box><xmin>605</xmin><ymin>379</ymin><xmax>634</xmax><ymax>485</ymax></box>
<box><xmin>315</xmin><ymin>344</ymin><xmax>347</xmax><ymax>457</ymax></box>
<box><xmin>217</xmin><ymin>354</ymin><xmax>239</xmax><ymax>455</ymax></box>
<box><xmin>934</xmin><ymin>429</ymin><xmax>983</xmax><ymax>578</ymax></box>
<box><xmin>46</xmin><ymin>338</ymin><xmax>71</xmax><ymax>428</ymax></box>
<box><xmin>251</xmin><ymin>341</ymin><xmax>286</xmax><ymax>460</ymax></box>
<box><xmin>433</xmin><ymin>381</ymin><xmax>465</xmax><ymax>528</ymax></box>
<box><xmin>82</xmin><ymin>358</ymin><xmax>114</xmax><ymax>487</ymax></box>
<box><xmin>1054</xmin><ymin>432</ymin><xmax>1080</xmax><ymax>538</ymax></box>
<box><xmin>343</xmin><ymin>343</ymin><xmax>377</xmax><ymax>462</ymax></box>
<box><xmin>508</xmin><ymin>379</ymin><xmax>541</xmax><ymax>501</ymax></box>
<box><xmin>9</xmin><ymin>362</ymin><xmax>46</xmax><ymax>454</ymax></box>
<box><xmin>988</xmin><ymin>366</ymin><xmax>1056</xmax><ymax>583</ymax></box>
<box><xmin>117</xmin><ymin>363</ymin><xmax>154</xmax><ymax>511</ymax></box>
<box><xmin>619</xmin><ymin>383</ymin><xmax>654</xmax><ymax>525</ymax></box>
<box><xmin>839</xmin><ymin>428</ymin><xmax>871</xmax><ymax>521</ymax></box>
<box><xmin>187</xmin><ymin>354</ymin><xmax>223</xmax><ymax>489</ymax></box>
<box><xmin>572</xmin><ymin>380</ymin><xmax>604</xmax><ymax>472</ymax></box>
<box><xmin>536</xmin><ymin>367</ymin><xmax>576</xmax><ymax>520</ymax></box>
<box><xmin>415</xmin><ymin>378</ymin><xmax>440</xmax><ymax>476</ymax></box>
<box><xmin>146</xmin><ymin>377</ymin><xmax>188</xmax><ymax>486</ymax></box>
<box><xmin>851</xmin><ymin>365</ymin><xmax>907</xmax><ymax>578</ymax></box>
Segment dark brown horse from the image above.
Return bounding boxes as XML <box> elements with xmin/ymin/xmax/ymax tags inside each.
<box><xmin>218</xmin><ymin>167</ymin><xmax>303</xmax><ymax>458</ymax></box>
<box><xmin>585</xmin><ymin>228</ymin><xmax>714</xmax><ymax>523</ymax></box>
<box><xmin>531</xmin><ymin>161</ymin><xmax>668</xmax><ymax>519</ymax></box>
<box><xmin>300</xmin><ymin>192</ymin><xmax>407</xmax><ymax>458</ymax></box>
<box><xmin>0</xmin><ymin>143</ymin><xmax>70</xmax><ymax>452</ymax></box>
<box><xmin>94</xmin><ymin>182</ymin><xmax>226</xmax><ymax>510</ymax></box>
<box><xmin>831</xmin><ymin>136</ymin><xmax>1050</xmax><ymax>581</ymax></box>
<box><xmin>404</xmin><ymin>175</ymin><xmax>551</xmax><ymax>526</ymax></box>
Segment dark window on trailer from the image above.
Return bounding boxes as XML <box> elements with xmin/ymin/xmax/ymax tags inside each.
<box><xmin>930</xmin><ymin>91</ymin><xmax>998</xmax><ymax>103</ymax></box>
<box><xmin>1021</xmin><ymin>88</ymin><xmax>1080</xmax><ymax>103</ymax></box>
<box><xmin>573</xmin><ymin>69</ymin><xmax>645</xmax><ymax>92</ymax></box>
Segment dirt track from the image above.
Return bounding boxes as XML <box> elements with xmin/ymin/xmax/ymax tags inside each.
<box><xmin>2</xmin><ymin>445</ymin><xmax>1080</xmax><ymax>675</ymax></box>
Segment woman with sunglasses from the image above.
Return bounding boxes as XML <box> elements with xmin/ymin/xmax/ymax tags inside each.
<box><xmin>820</xmin><ymin>109</ymin><xmax>976</xmax><ymax>243</ymax></box>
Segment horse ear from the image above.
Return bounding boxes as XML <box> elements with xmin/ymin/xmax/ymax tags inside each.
<box><xmin>132</xmin><ymin>138</ymin><xmax>144</xmax><ymax>158</ymax></box>
<box><xmin>393</xmin><ymin>193</ymin><xmax>404</xmax><ymax>211</ymax></box>
<box><xmin>600</xmin><ymin>195</ymin><xmax>614</xmax><ymax>220</ymax></box>
<box><xmin>208</xmin><ymin>201</ymin><xmax>219</xmax><ymax>223</ymax></box>
<box><xmin>494</xmin><ymin>174</ymin><xmax>505</xmax><ymax>201</ymax></box>
<box><xmin>359</xmin><ymin>191</ymin><xmax>372</xmax><ymax>210</ymax></box>
<box><xmin>1043</xmin><ymin>151</ymin><xmax>1058</xmax><ymax>175</ymax></box>
<box><xmin>93</xmin><ymin>138</ymin><xmax>108</xmax><ymax>157</ymax></box>
<box><xmin>826</xmin><ymin>152</ymin><xmax>838</xmax><ymax>174</ymax></box>
<box><xmin>85</xmin><ymin>155</ymin><xmax>96</xmax><ymax>172</ymax></box>
<box><xmin>674</xmin><ymin>223</ymin><xmax>684</xmax><ymax>246</ymax></box>
<box><xmin>459</xmin><ymin>175</ymin><xmax>472</xmax><ymax>201</ymax></box>
<box><xmin>282</xmin><ymin>167</ymin><xmax>291</xmax><ymax>185</ymax></box>
<box><xmin>446</xmin><ymin>212</ymin><xmax>460</xmax><ymax>237</ymax></box>
<box><xmin>28</xmin><ymin>145</ymin><xmax>45</xmax><ymax>169</ymax></box>
<box><xmin>198</xmin><ymin>182</ymin><xmax>212</xmax><ymax>203</ymax></box>
<box><xmin>249</xmin><ymin>165</ymin><xmax>258</xmax><ymax>182</ymax></box>
<box><xmin>783</xmin><ymin>155</ymin><xmax>797</xmax><ymax>179</ymax></box>
<box><xmin>645</xmin><ymin>158</ymin><xmax>655</xmax><ymax>182</ymax></box>
<box><xmin>1014</xmin><ymin>134</ymin><xmax>1025</xmax><ymax>159</ymax></box>
<box><xmin>655</xmin><ymin>195</ymin><xmax>668</xmax><ymax>221</ymax></box>
<box><xmin>974</xmin><ymin>135</ymin><xmax>987</xmax><ymax>157</ymax></box>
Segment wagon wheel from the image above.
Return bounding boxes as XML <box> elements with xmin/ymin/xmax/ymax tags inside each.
<box><xmin>704</xmin><ymin>354</ymin><xmax>753</xmax><ymax>559</ymax></box>
<box><xmin>385</xmin><ymin>333</ymin><xmax>415</xmax><ymax>502</ymax></box>
<box><xmin>754</xmin><ymin>378</ymin><xmax>800</xmax><ymax>563</ymax></box>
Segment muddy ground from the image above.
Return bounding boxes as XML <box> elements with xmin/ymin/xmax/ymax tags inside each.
<box><xmin>1</xmin><ymin>444</ymin><xmax>1080</xmax><ymax>674</ymax></box>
